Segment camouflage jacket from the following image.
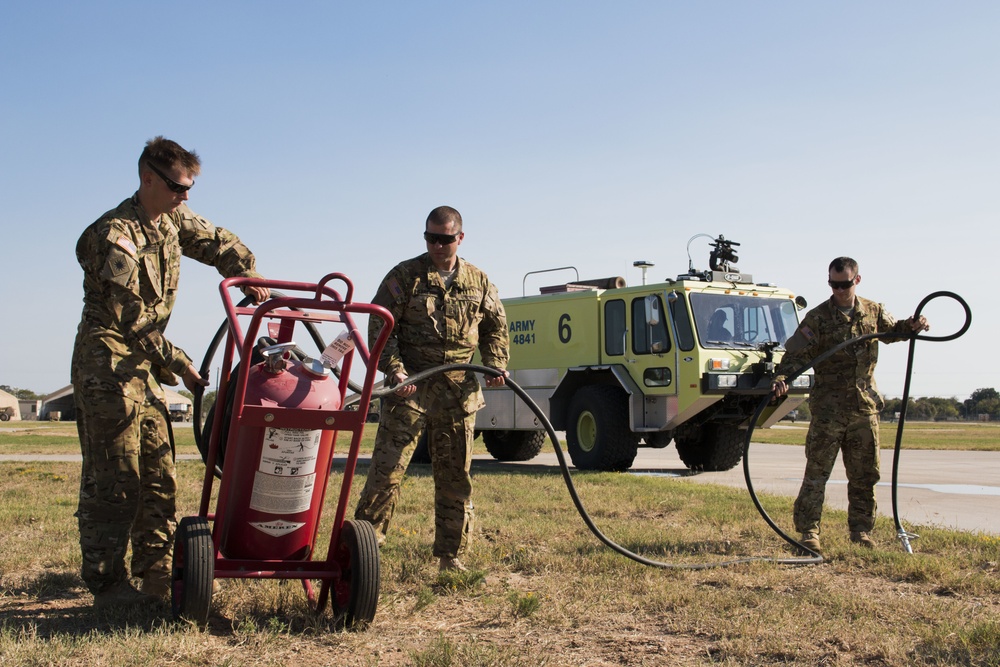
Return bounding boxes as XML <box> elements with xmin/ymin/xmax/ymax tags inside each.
<box><xmin>774</xmin><ymin>295</ymin><xmax>911</xmax><ymax>415</ymax></box>
<box><xmin>72</xmin><ymin>194</ymin><xmax>262</xmax><ymax>398</ymax></box>
<box><xmin>369</xmin><ymin>253</ymin><xmax>508</xmax><ymax>413</ymax></box>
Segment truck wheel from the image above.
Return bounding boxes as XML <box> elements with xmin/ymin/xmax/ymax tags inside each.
<box><xmin>171</xmin><ymin>517</ymin><xmax>214</xmax><ymax>626</ymax></box>
<box><xmin>0</xmin><ymin>412</ymin><xmax>9</xmax><ymax>421</ymax></box>
<box><xmin>675</xmin><ymin>424</ymin><xmax>744</xmax><ymax>472</ymax></box>
<box><xmin>482</xmin><ymin>430</ymin><xmax>545</xmax><ymax>461</ymax></box>
<box><xmin>566</xmin><ymin>386</ymin><xmax>636</xmax><ymax>471</ymax></box>
<box><xmin>333</xmin><ymin>520</ymin><xmax>380</xmax><ymax>630</ymax></box>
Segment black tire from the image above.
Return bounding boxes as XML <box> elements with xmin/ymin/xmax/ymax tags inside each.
<box><xmin>0</xmin><ymin>413</ymin><xmax>9</xmax><ymax>421</ymax></box>
<box><xmin>565</xmin><ymin>386</ymin><xmax>637</xmax><ymax>471</ymax></box>
<box><xmin>171</xmin><ymin>517</ymin><xmax>214</xmax><ymax>626</ymax></box>
<box><xmin>482</xmin><ymin>430</ymin><xmax>545</xmax><ymax>461</ymax></box>
<box><xmin>674</xmin><ymin>423</ymin><xmax>744</xmax><ymax>472</ymax></box>
<box><xmin>332</xmin><ymin>520</ymin><xmax>380</xmax><ymax>630</ymax></box>
<box><xmin>410</xmin><ymin>431</ymin><xmax>431</xmax><ymax>465</ymax></box>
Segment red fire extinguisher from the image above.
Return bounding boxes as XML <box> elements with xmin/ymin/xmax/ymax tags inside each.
<box><xmin>217</xmin><ymin>343</ymin><xmax>342</xmax><ymax>560</ymax></box>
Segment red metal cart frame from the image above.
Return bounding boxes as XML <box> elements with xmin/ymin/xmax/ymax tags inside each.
<box><xmin>171</xmin><ymin>273</ymin><xmax>392</xmax><ymax>628</ymax></box>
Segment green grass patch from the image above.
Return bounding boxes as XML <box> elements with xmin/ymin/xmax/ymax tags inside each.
<box><xmin>755</xmin><ymin>420</ymin><xmax>1000</xmax><ymax>451</ymax></box>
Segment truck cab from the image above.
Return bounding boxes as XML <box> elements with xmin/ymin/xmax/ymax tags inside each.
<box><xmin>475</xmin><ymin>235</ymin><xmax>812</xmax><ymax>472</ymax></box>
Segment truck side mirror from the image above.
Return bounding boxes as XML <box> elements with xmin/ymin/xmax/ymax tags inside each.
<box><xmin>644</xmin><ymin>294</ymin><xmax>661</xmax><ymax>326</ymax></box>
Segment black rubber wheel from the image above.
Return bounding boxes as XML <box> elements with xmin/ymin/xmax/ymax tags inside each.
<box><xmin>171</xmin><ymin>517</ymin><xmax>214</xmax><ymax>626</ymax></box>
<box><xmin>482</xmin><ymin>430</ymin><xmax>545</xmax><ymax>461</ymax></box>
<box><xmin>332</xmin><ymin>520</ymin><xmax>380</xmax><ymax>630</ymax></box>
<box><xmin>409</xmin><ymin>431</ymin><xmax>431</xmax><ymax>465</ymax></box>
<box><xmin>0</xmin><ymin>413</ymin><xmax>9</xmax><ymax>421</ymax></box>
<box><xmin>675</xmin><ymin>423</ymin><xmax>744</xmax><ymax>472</ymax></box>
<box><xmin>565</xmin><ymin>386</ymin><xmax>637</xmax><ymax>471</ymax></box>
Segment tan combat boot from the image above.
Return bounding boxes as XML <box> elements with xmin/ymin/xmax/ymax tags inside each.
<box><xmin>800</xmin><ymin>532</ymin><xmax>822</xmax><ymax>553</ymax></box>
<box><xmin>94</xmin><ymin>580</ymin><xmax>157</xmax><ymax>610</ymax></box>
<box><xmin>850</xmin><ymin>531</ymin><xmax>875</xmax><ymax>548</ymax></box>
<box><xmin>439</xmin><ymin>557</ymin><xmax>467</xmax><ymax>572</ymax></box>
<box><xmin>141</xmin><ymin>568</ymin><xmax>172</xmax><ymax>600</ymax></box>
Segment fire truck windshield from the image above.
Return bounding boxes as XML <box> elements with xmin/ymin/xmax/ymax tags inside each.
<box><xmin>690</xmin><ymin>293</ymin><xmax>800</xmax><ymax>348</ymax></box>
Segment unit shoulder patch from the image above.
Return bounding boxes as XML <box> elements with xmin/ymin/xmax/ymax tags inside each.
<box><xmin>102</xmin><ymin>247</ymin><xmax>138</xmax><ymax>286</ymax></box>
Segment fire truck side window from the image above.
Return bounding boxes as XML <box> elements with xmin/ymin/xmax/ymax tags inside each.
<box><xmin>631</xmin><ymin>297</ymin><xmax>671</xmax><ymax>354</ymax></box>
<box><xmin>668</xmin><ymin>293</ymin><xmax>696</xmax><ymax>351</ymax></box>
<box><xmin>604</xmin><ymin>299</ymin><xmax>626</xmax><ymax>356</ymax></box>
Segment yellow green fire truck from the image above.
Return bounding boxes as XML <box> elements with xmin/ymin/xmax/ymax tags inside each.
<box><xmin>474</xmin><ymin>235</ymin><xmax>812</xmax><ymax>472</ymax></box>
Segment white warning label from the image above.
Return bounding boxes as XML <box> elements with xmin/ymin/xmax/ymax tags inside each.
<box><xmin>249</xmin><ymin>470</ymin><xmax>316</xmax><ymax>513</ymax></box>
<box><xmin>249</xmin><ymin>428</ymin><xmax>323</xmax><ymax>513</ymax></box>
<box><xmin>258</xmin><ymin>428</ymin><xmax>321</xmax><ymax>477</ymax></box>
<box><xmin>250</xmin><ymin>519</ymin><xmax>306</xmax><ymax>537</ymax></box>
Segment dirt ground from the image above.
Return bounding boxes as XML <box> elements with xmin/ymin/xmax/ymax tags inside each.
<box><xmin>1</xmin><ymin>572</ymin><xmax>715</xmax><ymax>667</ymax></box>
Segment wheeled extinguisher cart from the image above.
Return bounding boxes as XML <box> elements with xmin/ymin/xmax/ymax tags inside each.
<box><xmin>172</xmin><ymin>273</ymin><xmax>393</xmax><ymax>628</ymax></box>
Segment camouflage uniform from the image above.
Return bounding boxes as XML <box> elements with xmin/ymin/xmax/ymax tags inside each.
<box><xmin>72</xmin><ymin>194</ymin><xmax>262</xmax><ymax>594</ymax></box>
<box><xmin>355</xmin><ymin>253</ymin><xmax>508</xmax><ymax>558</ymax></box>
<box><xmin>774</xmin><ymin>295</ymin><xmax>911</xmax><ymax>536</ymax></box>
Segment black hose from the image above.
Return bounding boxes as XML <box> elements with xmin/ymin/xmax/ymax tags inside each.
<box><xmin>889</xmin><ymin>292</ymin><xmax>972</xmax><ymax>552</ymax></box>
<box><xmin>374</xmin><ymin>365</ymin><xmax>821</xmax><ymax>569</ymax></box>
<box><xmin>743</xmin><ymin>291</ymin><xmax>971</xmax><ymax>555</ymax></box>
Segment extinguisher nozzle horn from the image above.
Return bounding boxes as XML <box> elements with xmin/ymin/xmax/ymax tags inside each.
<box><xmin>261</xmin><ymin>341</ymin><xmax>297</xmax><ymax>373</ymax></box>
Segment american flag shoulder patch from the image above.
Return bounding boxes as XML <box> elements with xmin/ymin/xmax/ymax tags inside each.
<box><xmin>801</xmin><ymin>325</ymin><xmax>814</xmax><ymax>340</ymax></box>
<box><xmin>387</xmin><ymin>277</ymin><xmax>403</xmax><ymax>298</ymax></box>
<box><xmin>115</xmin><ymin>235</ymin><xmax>137</xmax><ymax>258</ymax></box>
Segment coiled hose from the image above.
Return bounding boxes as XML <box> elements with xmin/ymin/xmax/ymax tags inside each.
<box><xmin>742</xmin><ymin>291</ymin><xmax>971</xmax><ymax>556</ymax></box>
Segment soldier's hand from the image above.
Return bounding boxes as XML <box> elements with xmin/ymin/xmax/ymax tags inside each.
<box><xmin>771</xmin><ymin>379</ymin><xmax>788</xmax><ymax>398</ymax></box>
<box><xmin>182</xmin><ymin>364</ymin><xmax>210</xmax><ymax>393</ymax></box>
<box><xmin>391</xmin><ymin>372</ymin><xmax>416</xmax><ymax>397</ymax></box>
<box><xmin>242</xmin><ymin>285</ymin><xmax>271</xmax><ymax>304</ymax></box>
<box><xmin>484</xmin><ymin>369</ymin><xmax>509</xmax><ymax>387</ymax></box>
<box><xmin>907</xmin><ymin>315</ymin><xmax>930</xmax><ymax>332</ymax></box>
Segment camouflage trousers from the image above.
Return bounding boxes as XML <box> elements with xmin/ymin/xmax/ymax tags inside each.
<box><xmin>74</xmin><ymin>387</ymin><xmax>177</xmax><ymax>593</ymax></box>
<box><xmin>355</xmin><ymin>396</ymin><xmax>476</xmax><ymax>559</ymax></box>
<box><xmin>793</xmin><ymin>410</ymin><xmax>880</xmax><ymax>535</ymax></box>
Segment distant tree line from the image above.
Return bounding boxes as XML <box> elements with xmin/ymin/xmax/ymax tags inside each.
<box><xmin>789</xmin><ymin>387</ymin><xmax>1000</xmax><ymax>423</ymax></box>
<box><xmin>3</xmin><ymin>384</ymin><xmax>998</xmax><ymax>422</ymax></box>
<box><xmin>0</xmin><ymin>385</ymin><xmax>43</xmax><ymax>400</ymax></box>
<box><xmin>881</xmin><ymin>387</ymin><xmax>999</xmax><ymax>422</ymax></box>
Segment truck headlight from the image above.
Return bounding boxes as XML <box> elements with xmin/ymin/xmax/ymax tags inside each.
<box><xmin>716</xmin><ymin>374</ymin><xmax>738</xmax><ymax>388</ymax></box>
<box><xmin>708</xmin><ymin>358</ymin><xmax>731</xmax><ymax>370</ymax></box>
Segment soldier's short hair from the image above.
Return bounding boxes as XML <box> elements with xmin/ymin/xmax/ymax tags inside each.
<box><xmin>426</xmin><ymin>206</ymin><xmax>462</xmax><ymax>232</ymax></box>
<box><xmin>138</xmin><ymin>136</ymin><xmax>202</xmax><ymax>177</ymax></box>
<box><xmin>829</xmin><ymin>256</ymin><xmax>858</xmax><ymax>276</ymax></box>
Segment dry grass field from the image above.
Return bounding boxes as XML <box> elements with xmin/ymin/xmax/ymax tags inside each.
<box><xmin>1</xmin><ymin>422</ymin><xmax>998</xmax><ymax>666</ymax></box>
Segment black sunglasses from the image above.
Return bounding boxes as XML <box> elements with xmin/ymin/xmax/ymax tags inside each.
<box><xmin>828</xmin><ymin>279</ymin><xmax>855</xmax><ymax>290</ymax></box>
<box><xmin>424</xmin><ymin>231</ymin><xmax>459</xmax><ymax>245</ymax></box>
<box><xmin>146</xmin><ymin>161</ymin><xmax>193</xmax><ymax>194</ymax></box>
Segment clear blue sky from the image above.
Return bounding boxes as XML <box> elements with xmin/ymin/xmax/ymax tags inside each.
<box><xmin>1</xmin><ymin>1</ymin><xmax>994</xmax><ymax>401</ymax></box>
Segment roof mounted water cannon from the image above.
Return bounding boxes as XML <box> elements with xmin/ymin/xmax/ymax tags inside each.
<box><xmin>709</xmin><ymin>235</ymin><xmax>739</xmax><ymax>272</ymax></box>
<box><xmin>681</xmin><ymin>233</ymin><xmax>752</xmax><ymax>283</ymax></box>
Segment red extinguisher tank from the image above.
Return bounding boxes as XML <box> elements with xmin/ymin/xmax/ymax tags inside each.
<box><xmin>218</xmin><ymin>346</ymin><xmax>341</xmax><ymax>560</ymax></box>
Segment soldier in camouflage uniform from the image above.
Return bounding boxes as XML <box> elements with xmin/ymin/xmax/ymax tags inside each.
<box><xmin>355</xmin><ymin>206</ymin><xmax>509</xmax><ymax>572</ymax></box>
<box><xmin>772</xmin><ymin>257</ymin><xmax>928</xmax><ymax>552</ymax></box>
<box><xmin>72</xmin><ymin>137</ymin><xmax>269</xmax><ymax>608</ymax></box>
